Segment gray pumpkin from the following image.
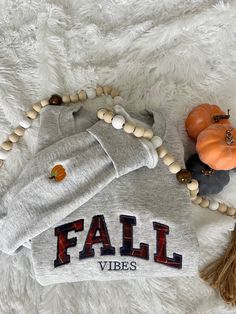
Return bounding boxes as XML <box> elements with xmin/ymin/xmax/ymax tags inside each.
<box><xmin>186</xmin><ymin>154</ymin><xmax>230</xmax><ymax>196</ymax></box>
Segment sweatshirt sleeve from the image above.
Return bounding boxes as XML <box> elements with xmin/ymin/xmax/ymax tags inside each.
<box><xmin>0</xmin><ymin>119</ymin><xmax>158</xmax><ymax>255</ymax></box>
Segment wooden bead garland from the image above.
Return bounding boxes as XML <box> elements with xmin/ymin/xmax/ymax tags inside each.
<box><xmin>97</xmin><ymin>106</ymin><xmax>236</xmax><ymax>220</ymax></box>
<box><xmin>0</xmin><ymin>85</ymin><xmax>121</xmax><ymax>169</ymax></box>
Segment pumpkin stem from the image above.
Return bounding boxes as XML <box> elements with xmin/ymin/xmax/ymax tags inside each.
<box><xmin>225</xmin><ymin>128</ymin><xmax>234</xmax><ymax>145</ymax></box>
<box><xmin>213</xmin><ymin>109</ymin><xmax>230</xmax><ymax>123</ymax></box>
<box><xmin>201</xmin><ymin>168</ymin><xmax>215</xmax><ymax>176</ymax></box>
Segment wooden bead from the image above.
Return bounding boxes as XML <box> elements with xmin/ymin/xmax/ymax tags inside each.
<box><xmin>110</xmin><ymin>88</ymin><xmax>120</xmax><ymax>98</ymax></box>
<box><xmin>0</xmin><ymin>150</ymin><xmax>7</xmax><ymax>160</ymax></box>
<box><xmin>190</xmin><ymin>188</ymin><xmax>199</xmax><ymax>197</ymax></box>
<box><xmin>70</xmin><ymin>94</ymin><xmax>79</xmax><ymax>103</ymax></box>
<box><xmin>208</xmin><ymin>200</ymin><xmax>219</xmax><ymax>211</ymax></box>
<box><xmin>103</xmin><ymin>111</ymin><xmax>114</xmax><ymax>123</ymax></box>
<box><xmin>169</xmin><ymin>162</ymin><xmax>181</xmax><ymax>174</ymax></box>
<box><xmin>176</xmin><ymin>169</ymin><xmax>192</xmax><ymax>183</ymax></box>
<box><xmin>1</xmin><ymin>141</ymin><xmax>13</xmax><ymax>151</ymax></box>
<box><xmin>32</xmin><ymin>103</ymin><xmax>42</xmax><ymax>112</ymax></box>
<box><xmin>190</xmin><ymin>195</ymin><xmax>197</xmax><ymax>201</ymax></box>
<box><xmin>151</xmin><ymin>136</ymin><xmax>162</xmax><ymax>148</ymax></box>
<box><xmin>200</xmin><ymin>198</ymin><xmax>210</xmax><ymax>208</ymax></box>
<box><xmin>133</xmin><ymin>126</ymin><xmax>145</xmax><ymax>138</ymax></box>
<box><xmin>112</xmin><ymin>115</ymin><xmax>126</xmax><ymax>129</ymax></box>
<box><xmin>124</xmin><ymin>122</ymin><xmax>136</xmax><ymax>134</ymax></box>
<box><xmin>9</xmin><ymin>133</ymin><xmax>20</xmax><ymax>143</ymax></box>
<box><xmin>163</xmin><ymin>154</ymin><xmax>175</xmax><ymax>166</ymax></box>
<box><xmin>187</xmin><ymin>179</ymin><xmax>199</xmax><ymax>191</ymax></box>
<box><xmin>96</xmin><ymin>86</ymin><xmax>103</xmax><ymax>96</ymax></box>
<box><xmin>103</xmin><ymin>86</ymin><xmax>112</xmax><ymax>95</ymax></box>
<box><xmin>14</xmin><ymin>127</ymin><xmax>25</xmax><ymax>136</ymax></box>
<box><xmin>218</xmin><ymin>203</ymin><xmax>227</xmax><ymax>213</ymax></box>
<box><xmin>62</xmin><ymin>95</ymin><xmax>71</xmax><ymax>103</ymax></box>
<box><xmin>0</xmin><ymin>159</ymin><xmax>3</xmax><ymax>168</ymax></box>
<box><xmin>157</xmin><ymin>146</ymin><xmax>167</xmax><ymax>158</ymax></box>
<box><xmin>97</xmin><ymin>109</ymin><xmax>107</xmax><ymax>120</ymax></box>
<box><xmin>49</xmin><ymin>94</ymin><xmax>62</xmax><ymax>106</ymax></box>
<box><xmin>113</xmin><ymin>96</ymin><xmax>123</xmax><ymax>105</ymax></box>
<box><xmin>193</xmin><ymin>196</ymin><xmax>202</xmax><ymax>205</ymax></box>
<box><xmin>20</xmin><ymin>118</ymin><xmax>31</xmax><ymax>129</ymax></box>
<box><xmin>86</xmin><ymin>88</ymin><xmax>96</xmax><ymax>99</ymax></box>
<box><xmin>78</xmin><ymin>90</ymin><xmax>87</xmax><ymax>101</ymax></box>
<box><xmin>26</xmin><ymin>109</ymin><xmax>38</xmax><ymax>120</ymax></box>
<box><xmin>227</xmin><ymin>207</ymin><xmax>236</xmax><ymax>216</ymax></box>
<box><xmin>41</xmin><ymin>99</ymin><xmax>49</xmax><ymax>107</ymax></box>
<box><xmin>143</xmin><ymin>129</ymin><xmax>154</xmax><ymax>140</ymax></box>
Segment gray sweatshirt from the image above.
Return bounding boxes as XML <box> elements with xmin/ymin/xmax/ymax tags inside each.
<box><xmin>0</xmin><ymin>101</ymin><xmax>199</xmax><ymax>285</ymax></box>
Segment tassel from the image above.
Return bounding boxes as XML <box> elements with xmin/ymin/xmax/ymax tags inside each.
<box><xmin>200</xmin><ymin>223</ymin><xmax>236</xmax><ymax>305</ymax></box>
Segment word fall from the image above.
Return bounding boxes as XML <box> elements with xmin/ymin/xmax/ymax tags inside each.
<box><xmin>54</xmin><ymin>214</ymin><xmax>182</xmax><ymax>269</ymax></box>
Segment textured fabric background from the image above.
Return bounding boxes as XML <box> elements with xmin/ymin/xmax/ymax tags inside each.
<box><xmin>0</xmin><ymin>0</ymin><xmax>236</xmax><ymax>313</ymax></box>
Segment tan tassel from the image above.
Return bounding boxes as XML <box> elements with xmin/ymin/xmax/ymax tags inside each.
<box><xmin>200</xmin><ymin>223</ymin><xmax>236</xmax><ymax>305</ymax></box>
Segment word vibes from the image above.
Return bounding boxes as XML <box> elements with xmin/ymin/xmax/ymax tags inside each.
<box><xmin>54</xmin><ymin>214</ymin><xmax>182</xmax><ymax>270</ymax></box>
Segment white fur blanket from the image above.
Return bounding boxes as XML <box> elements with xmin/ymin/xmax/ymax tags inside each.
<box><xmin>0</xmin><ymin>1</ymin><xmax>236</xmax><ymax>313</ymax></box>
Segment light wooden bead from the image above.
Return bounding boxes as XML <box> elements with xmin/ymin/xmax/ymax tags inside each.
<box><xmin>163</xmin><ymin>154</ymin><xmax>175</xmax><ymax>166</ymax></box>
<box><xmin>62</xmin><ymin>95</ymin><xmax>71</xmax><ymax>103</ymax></box>
<box><xmin>143</xmin><ymin>129</ymin><xmax>154</xmax><ymax>140</ymax></box>
<box><xmin>41</xmin><ymin>99</ymin><xmax>49</xmax><ymax>107</ymax></box>
<box><xmin>85</xmin><ymin>88</ymin><xmax>97</xmax><ymax>99</ymax></box>
<box><xmin>0</xmin><ymin>150</ymin><xmax>7</xmax><ymax>160</ymax></box>
<box><xmin>151</xmin><ymin>136</ymin><xmax>162</xmax><ymax>148</ymax></box>
<box><xmin>19</xmin><ymin>118</ymin><xmax>31</xmax><ymax>129</ymax></box>
<box><xmin>157</xmin><ymin>146</ymin><xmax>167</xmax><ymax>158</ymax></box>
<box><xmin>26</xmin><ymin>109</ymin><xmax>38</xmax><ymax>120</ymax></box>
<box><xmin>32</xmin><ymin>103</ymin><xmax>42</xmax><ymax>112</ymax></box>
<box><xmin>0</xmin><ymin>160</ymin><xmax>3</xmax><ymax>168</ymax></box>
<box><xmin>96</xmin><ymin>86</ymin><xmax>103</xmax><ymax>96</ymax></box>
<box><xmin>124</xmin><ymin>122</ymin><xmax>136</xmax><ymax>134</ymax></box>
<box><xmin>103</xmin><ymin>85</ymin><xmax>112</xmax><ymax>95</ymax></box>
<box><xmin>193</xmin><ymin>196</ymin><xmax>202</xmax><ymax>205</ymax></box>
<box><xmin>1</xmin><ymin>141</ymin><xmax>13</xmax><ymax>151</ymax></box>
<box><xmin>208</xmin><ymin>200</ymin><xmax>219</xmax><ymax>211</ymax></box>
<box><xmin>110</xmin><ymin>88</ymin><xmax>120</xmax><ymax>98</ymax></box>
<box><xmin>190</xmin><ymin>195</ymin><xmax>197</xmax><ymax>201</ymax></box>
<box><xmin>200</xmin><ymin>198</ymin><xmax>210</xmax><ymax>208</ymax></box>
<box><xmin>70</xmin><ymin>94</ymin><xmax>79</xmax><ymax>103</ymax></box>
<box><xmin>112</xmin><ymin>115</ymin><xmax>126</xmax><ymax>129</ymax></box>
<box><xmin>9</xmin><ymin>133</ymin><xmax>20</xmax><ymax>143</ymax></box>
<box><xmin>190</xmin><ymin>188</ymin><xmax>199</xmax><ymax>197</ymax></box>
<box><xmin>103</xmin><ymin>111</ymin><xmax>114</xmax><ymax>123</ymax></box>
<box><xmin>114</xmin><ymin>96</ymin><xmax>123</xmax><ymax>105</ymax></box>
<box><xmin>187</xmin><ymin>179</ymin><xmax>199</xmax><ymax>191</ymax></box>
<box><xmin>14</xmin><ymin>127</ymin><xmax>25</xmax><ymax>137</ymax></box>
<box><xmin>133</xmin><ymin>126</ymin><xmax>145</xmax><ymax>138</ymax></box>
<box><xmin>169</xmin><ymin>162</ymin><xmax>181</xmax><ymax>174</ymax></box>
<box><xmin>218</xmin><ymin>203</ymin><xmax>227</xmax><ymax>213</ymax></box>
<box><xmin>78</xmin><ymin>90</ymin><xmax>87</xmax><ymax>101</ymax></box>
<box><xmin>97</xmin><ymin>108</ymin><xmax>107</xmax><ymax>120</ymax></box>
<box><xmin>227</xmin><ymin>207</ymin><xmax>236</xmax><ymax>216</ymax></box>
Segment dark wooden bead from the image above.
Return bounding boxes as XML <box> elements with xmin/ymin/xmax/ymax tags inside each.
<box><xmin>49</xmin><ymin>94</ymin><xmax>62</xmax><ymax>106</ymax></box>
<box><xmin>176</xmin><ymin>169</ymin><xmax>192</xmax><ymax>183</ymax></box>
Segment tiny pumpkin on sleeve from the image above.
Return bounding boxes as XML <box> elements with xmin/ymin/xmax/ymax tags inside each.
<box><xmin>50</xmin><ymin>164</ymin><xmax>67</xmax><ymax>182</ymax></box>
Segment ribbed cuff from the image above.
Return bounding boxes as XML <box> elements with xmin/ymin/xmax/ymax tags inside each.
<box><xmin>87</xmin><ymin>120</ymin><xmax>158</xmax><ymax>178</ymax></box>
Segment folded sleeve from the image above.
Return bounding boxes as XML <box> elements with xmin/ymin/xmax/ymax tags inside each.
<box><xmin>0</xmin><ymin>119</ymin><xmax>158</xmax><ymax>255</ymax></box>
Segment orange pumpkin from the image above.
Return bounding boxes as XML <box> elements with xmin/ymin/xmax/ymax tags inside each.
<box><xmin>196</xmin><ymin>125</ymin><xmax>236</xmax><ymax>170</ymax></box>
<box><xmin>50</xmin><ymin>164</ymin><xmax>67</xmax><ymax>182</ymax></box>
<box><xmin>185</xmin><ymin>104</ymin><xmax>231</xmax><ymax>140</ymax></box>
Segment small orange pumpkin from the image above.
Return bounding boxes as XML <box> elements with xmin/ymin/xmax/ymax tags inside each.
<box><xmin>196</xmin><ymin>125</ymin><xmax>236</xmax><ymax>170</ymax></box>
<box><xmin>185</xmin><ymin>104</ymin><xmax>231</xmax><ymax>140</ymax></box>
<box><xmin>50</xmin><ymin>164</ymin><xmax>67</xmax><ymax>182</ymax></box>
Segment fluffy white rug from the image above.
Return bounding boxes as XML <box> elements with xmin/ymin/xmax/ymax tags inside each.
<box><xmin>0</xmin><ymin>0</ymin><xmax>236</xmax><ymax>313</ymax></box>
